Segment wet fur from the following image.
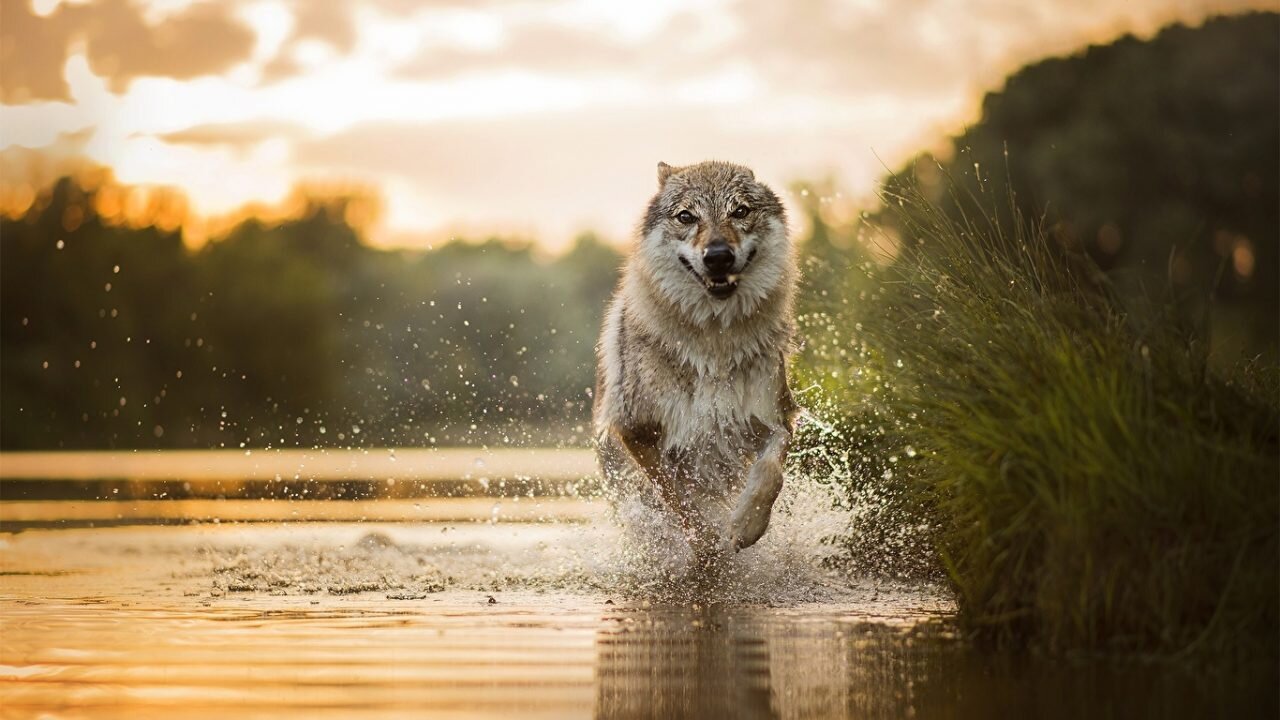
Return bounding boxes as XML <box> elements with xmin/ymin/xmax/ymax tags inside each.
<box><xmin>593</xmin><ymin>161</ymin><xmax>800</xmax><ymax>556</ymax></box>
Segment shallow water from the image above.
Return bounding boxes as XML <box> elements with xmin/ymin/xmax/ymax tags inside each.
<box><xmin>1</xmin><ymin>514</ymin><xmax>1271</xmax><ymax>720</ymax></box>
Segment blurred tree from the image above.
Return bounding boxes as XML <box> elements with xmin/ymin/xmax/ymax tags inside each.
<box><xmin>193</xmin><ymin>211</ymin><xmax>348</xmax><ymax>446</ymax></box>
<box><xmin>1</xmin><ymin>178</ymin><xmax>621</xmax><ymax>449</ymax></box>
<box><xmin>791</xmin><ymin>180</ymin><xmax>844</xmax><ymax>313</ymax></box>
<box><xmin>878</xmin><ymin>12</ymin><xmax>1279</xmax><ymax>361</ymax></box>
<box><xmin>1</xmin><ymin>177</ymin><xmax>204</xmax><ymax>448</ymax></box>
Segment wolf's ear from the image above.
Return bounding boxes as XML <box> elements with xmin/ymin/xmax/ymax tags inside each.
<box><xmin>657</xmin><ymin>162</ymin><xmax>675</xmax><ymax>186</ymax></box>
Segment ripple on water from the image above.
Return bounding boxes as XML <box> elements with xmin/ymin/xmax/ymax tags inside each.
<box><xmin>4</xmin><ymin>498</ymin><xmax>1264</xmax><ymax>720</ymax></box>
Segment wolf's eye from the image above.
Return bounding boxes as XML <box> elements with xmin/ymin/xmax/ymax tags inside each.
<box><xmin>676</xmin><ymin>210</ymin><xmax>697</xmax><ymax>225</ymax></box>
<box><xmin>730</xmin><ymin>205</ymin><xmax>751</xmax><ymax>219</ymax></box>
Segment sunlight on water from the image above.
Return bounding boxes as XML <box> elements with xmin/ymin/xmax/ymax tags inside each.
<box><xmin>0</xmin><ymin>446</ymin><xmax>1269</xmax><ymax>719</ymax></box>
<box><xmin>2</xmin><ymin>518</ymin><xmax>1261</xmax><ymax>720</ymax></box>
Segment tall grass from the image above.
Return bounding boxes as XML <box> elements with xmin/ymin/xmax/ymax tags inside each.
<box><xmin>801</xmin><ymin>176</ymin><xmax>1279</xmax><ymax>660</ymax></box>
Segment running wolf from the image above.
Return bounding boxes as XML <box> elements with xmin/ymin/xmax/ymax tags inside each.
<box><xmin>593</xmin><ymin>160</ymin><xmax>799</xmax><ymax>557</ymax></box>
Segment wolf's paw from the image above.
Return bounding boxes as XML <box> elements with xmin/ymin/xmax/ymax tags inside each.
<box><xmin>729</xmin><ymin>457</ymin><xmax>784</xmax><ymax>550</ymax></box>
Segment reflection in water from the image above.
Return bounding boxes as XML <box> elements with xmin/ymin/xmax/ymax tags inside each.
<box><xmin>594</xmin><ymin>604</ymin><xmax>952</xmax><ymax>720</ymax></box>
<box><xmin>593</xmin><ymin>605</ymin><xmax>1277</xmax><ymax>720</ymax></box>
<box><xmin>596</xmin><ymin>606</ymin><xmax>777</xmax><ymax>720</ymax></box>
<box><xmin>0</xmin><ymin>521</ymin><xmax>1274</xmax><ymax>719</ymax></box>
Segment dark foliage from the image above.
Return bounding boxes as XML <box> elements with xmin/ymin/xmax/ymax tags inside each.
<box><xmin>1</xmin><ymin>177</ymin><xmax>621</xmax><ymax>449</ymax></box>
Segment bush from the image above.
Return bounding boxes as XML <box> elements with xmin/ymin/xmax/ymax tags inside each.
<box><xmin>806</xmin><ymin>176</ymin><xmax>1279</xmax><ymax>660</ymax></box>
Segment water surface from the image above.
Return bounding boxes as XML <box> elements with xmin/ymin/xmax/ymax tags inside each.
<box><xmin>1</xmin><ymin>514</ymin><xmax>1269</xmax><ymax>719</ymax></box>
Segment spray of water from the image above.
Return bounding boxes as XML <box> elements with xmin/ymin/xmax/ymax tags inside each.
<box><xmin>207</xmin><ymin>411</ymin><xmax>927</xmax><ymax>606</ymax></box>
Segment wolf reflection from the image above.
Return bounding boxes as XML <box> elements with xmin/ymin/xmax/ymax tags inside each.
<box><xmin>589</xmin><ymin>606</ymin><xmax>1258</xmax><ymax>720</ymax></box>
<box><xmin>591</xmin><ymin>605</ymin><xmax>954</xmax><ymax>720</ymax></box>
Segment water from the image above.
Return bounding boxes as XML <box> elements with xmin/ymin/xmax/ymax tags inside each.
<box><xmin>2</xmin><ymin>507</ymin><xmax>1270</xmax><ymax>719</ymax></box>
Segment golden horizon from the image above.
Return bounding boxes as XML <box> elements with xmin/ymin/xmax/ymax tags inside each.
<box><xmin>1</xmin><ymin>0</ymin><xmax>1268</xmax><ymax>251</ymax></box>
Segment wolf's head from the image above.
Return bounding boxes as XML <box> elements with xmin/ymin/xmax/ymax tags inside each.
<box><xmin>636</xmin><ymin>160</ymin><xmax>792</xmax><ymax>324</ymax></box>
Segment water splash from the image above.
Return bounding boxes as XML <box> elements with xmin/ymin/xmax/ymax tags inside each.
<box><xmin>595</xmin><ymin>464</ymin><xmax>858</xmax><ymax>605</ymax></box>
<box><xmin>206</xmin><ymin>381</ymin><xmax>939</xmax><ymax>606</ymax></box>
<box><xmin>208</xmin><ymin>445</ymin><xmax>879</xmax><ymax>606</ymax></box>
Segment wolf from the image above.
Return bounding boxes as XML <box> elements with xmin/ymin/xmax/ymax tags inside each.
<box><xmin>593</xmin><ymin>160</ymin><xmax>799</xmax><ymax>558</ymax></box>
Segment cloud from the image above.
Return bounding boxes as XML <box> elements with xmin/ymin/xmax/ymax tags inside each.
<box><xmin>0</xmin><ymin>1</ymin><xmax>75</xmax><ymax>103</ymax></box>
<box><xmin>0</xmin><ymin>129</ymin><xmax>98</xmax><ymax>195</ymax></box>
<box><xmin>386</xmin><ymin>0</ymin><xmax>1271</xmax><ymax>103</ymax></box>
<box><xmin>258</xmin><ymin>0</ymin><xmax>496</xmax><ymax>83</ymax></box>
<box><xmin>258</xmin><ymin>1</ymin><xmax>357</xmax><ymax>83</ymax></box>
<box><xmin>393</xmin><ymin>24</ymin><xmax>640</xmax><ymax>80</ymax></box>
<box><xmin>389</xmin><ymin>9</ymin><xmax>721</xmax><ymax>82</ymax></box>
<box><xmin>289</xmin><ymin>3</ymin><xmax>359</xmax><ymax>53</ymax></box>
<box><xmin>728</xmin><ymin>0</ymin><xmax>971</xmax><ymax>97</ymax></box>
<box><xmin>156</xmin><ymin>120</ymin><xmax>310</xmax><ymax>148</ymax></box>
<box><xmin>0</xmin><ymin>0</ymin><xmax>255</xmax><ymax>103</ymax></box>
<box><xmin>381</xmin><ymin>1</ymin><xmax>979</xmax><ymax>102</ymax></box>
<box><xmin>727</xmin><ymin>0</ymin><xmax>1271</xmax><ymax>99</ymax></box>
<box><xmin>288</xmin><ymin>104</ymin><xmax>940</xmax><ymax>246</ymax></box>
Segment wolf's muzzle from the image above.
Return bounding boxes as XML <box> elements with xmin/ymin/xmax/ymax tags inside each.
<box><xmin>680</xmin><ymin>247</ymin><xmax>758</xmax><ymax>299</ymax></box>
<box><xmin>702</xmin><ymin>242</ymin><xmax>735</xmax><ymax>275</ymax></box>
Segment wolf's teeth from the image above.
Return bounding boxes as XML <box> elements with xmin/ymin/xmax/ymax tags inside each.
<box><xmin>727</xmin><ymin>274</ymin><xmax>740</xmax><ymax>283</ymax></box>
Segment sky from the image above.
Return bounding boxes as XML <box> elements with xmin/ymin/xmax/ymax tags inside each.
<box><xmin>0</xmin><ymin>0</ymin><xmax>1267</xmax><ymax>250</ymax></box>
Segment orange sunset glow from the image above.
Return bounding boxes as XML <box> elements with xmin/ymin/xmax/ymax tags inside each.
<box><xmin>0</xmin><ymin>0</ymin><xmax>1269</xmax><ymax>249</ymax></box>
<box><xmin>0</xmin><ymin>2</ymin><xmax>1277</xmax><ymax>714</ymax></box>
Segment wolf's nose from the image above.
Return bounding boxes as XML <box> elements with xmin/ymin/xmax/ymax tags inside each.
<box><xmin>702</xmin><ymin>243</ymin><xmax>735</xmax><ymax>275</ymax></box>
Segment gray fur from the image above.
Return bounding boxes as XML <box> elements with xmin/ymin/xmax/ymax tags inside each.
<box><xmin>593</xmin><ymin>160</ymin><xmax>799</xmax><ymax>557</ymax></box>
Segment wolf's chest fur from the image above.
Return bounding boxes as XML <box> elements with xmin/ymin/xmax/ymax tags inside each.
<box><xmin>597</xmin><ymin>283</ymin><xmax>789</xmax><ymax>462</ymax></box>
<box><xmin>647</xmin><ymin>334</ymin><xmax>784</xmax><ymax>453</ymax></box>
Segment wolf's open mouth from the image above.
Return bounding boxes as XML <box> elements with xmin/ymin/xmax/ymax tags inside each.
<box><xmin>679</xmin><ymin>248</ymin><xmax>757</xmax><ymax>300</ymax></box>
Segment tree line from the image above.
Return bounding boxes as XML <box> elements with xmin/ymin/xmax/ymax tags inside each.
<box><xmin>2</xmin><ymin>179</ymin><xmax>621</xmax><ymax>449</ymax></box>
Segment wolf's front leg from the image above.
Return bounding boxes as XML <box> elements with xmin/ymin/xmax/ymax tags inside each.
<box><xmin>729</xmin><ymin>429</ymin><xmax>790</xmax><ymax>550</ymax></box>
<box><xmin>611</xmin><ymin>424</ymin><xmax>707</xmax><ymax>549</ymax></box>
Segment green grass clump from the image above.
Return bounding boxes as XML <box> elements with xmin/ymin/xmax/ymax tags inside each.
<box><xmin>809</xmin><ymin>182</ymin><xmax>1279</xmax><ymax>659</ymax></box>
